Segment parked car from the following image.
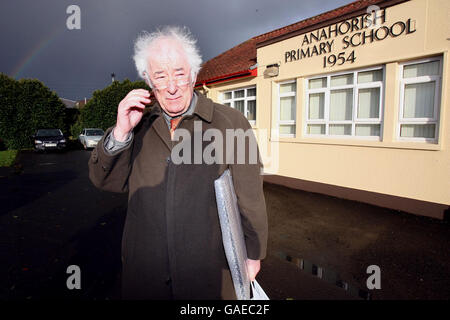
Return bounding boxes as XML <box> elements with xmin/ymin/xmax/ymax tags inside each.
<box><xmin>78</xmin><ymin>128</ymin><xmax>105</xmax><ymax>149</ymax></box>
<box><xmin>33</xmin><ymin>129</ymin><xmax>66</xmax><ymax>152</ymax></box>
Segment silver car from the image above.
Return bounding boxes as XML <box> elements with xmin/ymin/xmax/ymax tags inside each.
<box><xmin>79</xmin><ymin>128</ymin><xmax>104</xmax><ymax>149</ymax></box>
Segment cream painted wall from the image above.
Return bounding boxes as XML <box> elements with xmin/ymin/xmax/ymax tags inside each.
<box><xmin>203</xmin><ymin>0</ymin><xmax>450</xmax><ymax>214</ymax></box>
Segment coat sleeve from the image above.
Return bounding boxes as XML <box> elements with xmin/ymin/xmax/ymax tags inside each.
<box><xmin>88</xmin><ymin>126</ymin><xmax>133</xmax><ymax>193</ymax></box>
<box><xmin>229</xmin><ymin>113</ymin><xmax>268</xmax><ymax>261</ymax></box>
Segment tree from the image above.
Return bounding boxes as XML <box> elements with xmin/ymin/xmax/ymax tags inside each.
<box><xmin>72</xmin><ymin>79</ymin><xmax>150</xmax><ymax>138</ymax></box>
<box><xmin>0</xmin><ymin>74</ymin><xmax>66</xmax><ymax>149</ymax></box>
<box><xmin>0</xmin><ymin>74</ymin><xmax>20</xmax><ymax>149</ymax></box>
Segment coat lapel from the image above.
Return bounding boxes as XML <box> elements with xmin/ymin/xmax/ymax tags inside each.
<box><xmin>152</xmin><ymin>115</ymin><xmax>172</xmax><ymax>151</ymax></box>
<box><xmin>149</xmin><ymin>91</ymin><xmax>215</xmax><ymax>152</ymax></box>
<box><xmin>193</xmin><ymin>92</ymin><xmax>214</xmax><ymax>124</ymax></box>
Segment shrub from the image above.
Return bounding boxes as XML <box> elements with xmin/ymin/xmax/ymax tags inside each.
<box><xmin>73</xmin><ymin>79</ymin><xmax>149</xmax><ymax>137</ymax></box>
<box><xmin>0</xmin><ymin>74</ymin><xmax>66</xmax><ymax>149</ymax></box>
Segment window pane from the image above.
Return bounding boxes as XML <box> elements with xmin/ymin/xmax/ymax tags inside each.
<box><xmin>355</xmin><ymin>124</ymin><xmax>380</xmax><ymax>136</ymax></box>
<box><xmin>358</xmin><ymin>88</ymin><xmax>380</xmax><ymax>118</ymax></box>
<box><xmin>329</xmin><ymin>124</ymin><xmax>351</xmax><ymax>135</ymax></box>
<box><xmin>247</xmin><ymin>100</ymin><xmax>256</xmax><ymax>121</ymax></box>
<box><xmin>234</xmin><ymin>100</ymin><xmax>245</xmax><ymax>114</ymax></box>
<box><xmin>308</xmin><ymin>93</ymin><xmax>324</xmax><ymax>120</ymax></box>
<box><xmin>330</xmin><ymin>89</ymin><xmax>353</xmax><ymax>120</ymax></box>
<box><xmin>223</xmin><ymin>92</ymin><xmax>232</xmax><ymax>100</ymax></box>
<box><xmin>280</xmin><ymin>125</ymin><xmax>295</xmax><ymax>135</ymax></box>
<box><xmin>247</xmin><ymin>88</ymin><xmax>256</xmax><ymax>96</ymax></box>
<box><xmin>309</xmin><ymin>77</ymin><xmax>326</xmax><ymax>89</ymax></box>
<box><xmin>403</xmin><ymin>61</ymin><xmax>439</xmax><ymax>78</ymax></box>
<box><xmin>280</xmin><ymin>82</ymin><xmax>296</xmax><ymax>93</ymax></box>
<box><xmin>224</xmin><ymin>102</ymin><xmax>231</xmax><ymax>107</ymax></box>
<box><xmin>400</xmin><ymin>124</ymin><xmax>435</xmax><ymax>138</ymax></box>
<box><xmin>331</xmin><ymin>74</ymin><xmax>353</xmax><ymax>87</ymax></box>
<box><xmin>234</xmin><ymin>90</ymin><xmax>245</xmax><ymax>98</ymax></box>
<box><xmin>280</xmin><ymin>96</ymin><xmax>296</xmax><ymax>121</ymax></box>
<box><xmin>403</xmin><ymin>82</ymin><xmax>435</xmax><ymax>118</ymax></box>
<box><xmin>358</xmin><ymin>70</ymin><xmax>383</xmax><ymax>83</ymax></box>
<box><xmin>307</xmin><ymin>124</ymin><xmax>325</xmax><ymax>135</ymax></box>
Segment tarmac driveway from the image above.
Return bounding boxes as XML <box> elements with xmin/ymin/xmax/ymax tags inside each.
<box><xmin>0</xmin><ymin>149</ymin><xmax>127</xmax><ymax>299</ymax></box>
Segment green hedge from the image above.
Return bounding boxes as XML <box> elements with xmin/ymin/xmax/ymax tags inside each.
<box><xmin>72</xmin><ymin>79</ymin><xmax>149</xmax><ymax>138</ymax></box>
<box><xmin>0</xmin><ymin>74</ymin><xmax>150</xmax><ymax>148</ymax></box>
<box><xmin>0</xmin><ymin>73</ymin><xmax>66</xmax><ymax>149</ymax></box>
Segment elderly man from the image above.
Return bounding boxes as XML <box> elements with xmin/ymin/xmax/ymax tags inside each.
<box><xmin>88</xmin><ymin>26</ymin><xmax>268</xmax><ymax>300</ymax></box>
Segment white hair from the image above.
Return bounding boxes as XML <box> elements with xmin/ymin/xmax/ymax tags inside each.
<box><xmin>133</xmin><ymin>25</ymin><xmax>202</xmax><ymax>87</ymax></box>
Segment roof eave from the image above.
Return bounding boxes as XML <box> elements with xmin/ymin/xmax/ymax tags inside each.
<box><xmin>255</xmin><ymin>0</ymin><xmax>410</xmax><ymax>49</ymax></box>
<box><xmin>195</xmin><ymin>68</ymin><xmax>257</xmax><ymax>88</ymax></box>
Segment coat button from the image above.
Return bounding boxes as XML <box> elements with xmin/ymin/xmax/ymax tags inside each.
<box><xmin>91</xmin><ymin>150</ymin><xmax>98</xmax><ymax>163</ymax></box>
<box><xmin>166</xmin><ymin>156</ymin><xmax>170</xmax><ymax>163</ymax></box>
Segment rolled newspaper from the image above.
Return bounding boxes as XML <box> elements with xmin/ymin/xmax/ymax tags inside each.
<box><xmin>214</xmin><ymin>169</ymin><xmax>250</xmax><ymax>300</ymax></box>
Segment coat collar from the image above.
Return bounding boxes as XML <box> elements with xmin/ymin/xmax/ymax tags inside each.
<box><xmin>148</xmin><ymin>90</ymin><xmax>214</xmax><ymax>123</ymax></box>
<box><xmin>147</xmin><ymin>90</ymin><xmax>214</xmax><ymax>151</ymax></box>
<box><xmin>192</xmin><ymin>91</ymin><xmax>214</xmax><ymax>123</ymax></box>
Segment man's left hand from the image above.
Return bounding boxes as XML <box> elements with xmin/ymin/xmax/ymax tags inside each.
<box><xmin>246</xmin><ymin>259</ymin><xmax>261</xmax><ymax>281</ymax></box>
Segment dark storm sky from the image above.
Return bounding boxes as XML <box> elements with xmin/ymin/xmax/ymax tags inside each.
<box><xmin>0</xmin><ymin>0</ymin><xmax>351</xmax><ymax>100</ymax></box>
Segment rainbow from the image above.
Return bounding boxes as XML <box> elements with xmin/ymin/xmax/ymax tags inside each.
<box><xmin>11</xmin><ymin>27</ymin><xmax>64</xmax><ymax>79</ymax></box>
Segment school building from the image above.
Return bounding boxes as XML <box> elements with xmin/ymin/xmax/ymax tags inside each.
<box><xmin>195</xmin><ymin>0</ymin><xmax>450</xmax><ymax>220</ymax></box>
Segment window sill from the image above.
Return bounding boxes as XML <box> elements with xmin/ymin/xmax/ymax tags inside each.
<box><xmin>270</xmin><ymin>136</ymin><xmax>442</xmax><ymax>151</ymax></box>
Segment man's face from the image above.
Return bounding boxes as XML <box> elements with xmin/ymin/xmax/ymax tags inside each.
<box><xmin>146</xmin><ymin>38</ymin><xmax>195</xmax><ymax>117</ymax></box>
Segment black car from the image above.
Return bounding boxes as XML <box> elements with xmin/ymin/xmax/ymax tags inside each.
<box><xmin>33</xmin><ymin>129</ymin><xmax>67</xmax><ymax>152</ymax></box>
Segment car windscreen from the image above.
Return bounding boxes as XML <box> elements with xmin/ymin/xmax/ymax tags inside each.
<box><xmin>36</xmin><ymin>129</ymin><xmax>62</xmax><ymax>136</ymax></box>
<box><xmin>86</xmin><ymin>129</ymin><xmax>104</xmax><ymax>136</ymax></box>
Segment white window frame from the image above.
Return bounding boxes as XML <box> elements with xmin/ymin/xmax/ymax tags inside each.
<box><xmin>398</xmin><ymin>56</ymin><xmax>442</xmax><ymax>143</ymax></box>
<box><xmin>221</xmin><ymin>86</ymin><xmax>256</xmax><ymax>125</ymax></box>
<box><xmin>277</xmin><ymin>80</ymin><xmax>297</xmax><ymax>138</ymax></box>
<box><xmin>304</xmin><ymin>66</ymin><xmax>384</xmax><ymax>140</ymax></box>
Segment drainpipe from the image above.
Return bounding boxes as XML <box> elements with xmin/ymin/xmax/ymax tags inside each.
<box><xmin>202</xmin><ymin>82</ymin><xmax>210</xmax><ymax>98</ymax></box>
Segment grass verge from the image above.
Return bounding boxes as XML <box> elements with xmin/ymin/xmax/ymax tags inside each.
<box><xmin>0</xmin><ymin>150</ymin><xmax>19</xmax><ymax>167</ymax></box>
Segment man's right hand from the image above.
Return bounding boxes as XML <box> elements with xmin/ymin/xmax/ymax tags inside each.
<box><xmin>114</xmin><ymin>89</ymin><xmax>151</xmax><ymax>141</ymax></box>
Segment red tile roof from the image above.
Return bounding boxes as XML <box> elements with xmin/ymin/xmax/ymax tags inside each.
<box><xmin>195</xmin><ymin>38</ymin><xmax>258</xmax><ymax>85</ymax></box>
<box><xmin>196</xmin><ymin>0</ymin><xmax>408</xmax><ymax>85</ymax></box>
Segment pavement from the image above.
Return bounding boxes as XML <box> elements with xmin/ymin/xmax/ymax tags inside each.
<box><xmin>259</xmin><ymin>183</ymin><xmax>450</xmax><ymax>300</ymax></box>
<box><xmin>0</xmin><ymin>148</ymin><xmax>448</xmax><ymax>300</ymax></box>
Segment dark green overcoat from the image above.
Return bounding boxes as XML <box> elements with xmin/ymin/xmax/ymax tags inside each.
<box><xmin>88</xmin><ymin>92</ymin><xmax>268</xmax><ymax>299</ymax></box>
